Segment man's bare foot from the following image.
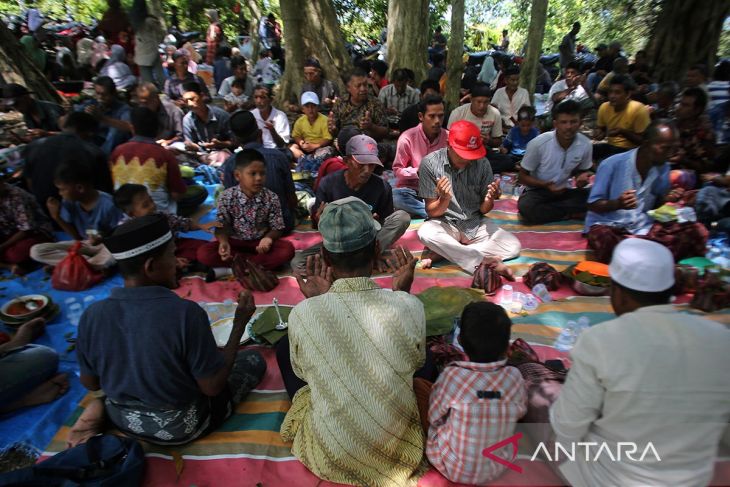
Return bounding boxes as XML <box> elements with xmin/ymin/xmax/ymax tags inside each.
<box><xmin>1</xmin><ymin>374</ymin><xmax>69</xmax><ymax>413</ymax></box>
<box><xmin>68</xmin><ymin>398</ymin><xmax>106</xmax><ymax>448</ymax></box>
<box><xmin>420</xmin><ymin>248</ymin><xmax>444</xmax><ymax>269</ymax></box>
<box><xmin>480</xmin><ymin>256</ymin><xmax>516</xmax><ymax>281</ymax></box>
<box><xmin>9</xmin><ymin>318</ymin><xmax>46</xmax><ymax>347</ymax></box>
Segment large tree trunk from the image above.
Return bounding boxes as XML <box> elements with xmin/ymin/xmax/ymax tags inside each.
<box><xmin>147</xmin><ymin>0</ymin><xmax>167</xmax><ymax>31</ymax></box>
<box><xmin>299</xmin><ymin>0</ymin><xmax>351</xmax><ymax>87</ymax></box>
<box><xmin>276</xmin><ymin>0</ymin><xmax>350</xmax><ymax>106</ymax></box>
<box><xmin>519</xmin><ymin>0</ymin><xmax>548</xmax><ymax>102</ymax></box>
<box><xmin>386</xmin><ymin>0</ymin><xmax>429</xmax><ymax>83</ymax></box>
<box><xmin>0</xmin><ymin>23</ymin><xmax>62</xmax><ymax>104</ymax></box>
<box><xmin>444</xmin><ymin>0</ymin><xmax>465</xmax><ymax>110</ymax></box>
<box><xmin>245</xmin><ymin>0</ymin><xmax>264</xmax><ymax>60</ymax></box>
<box><xmin>276</xmin><ymin>0</ymin><xmax>306</xmax><ymax>106</ymax></box>
<box><xmin>646</xmin><ymin>0</ymin><xmax>730</xmax><ymax>83</ymax></box>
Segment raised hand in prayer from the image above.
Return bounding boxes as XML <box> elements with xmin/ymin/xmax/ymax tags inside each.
<box><xmin>296</xmin><ymin>254</ymin><xmax>333</xmax><ymax>298</ymax></box>
<box><xmin>575</xmin><ymin>172</ymin><xmax>592</xmax><ymax>188</ymax></box>
<box><xmin>233</xmin><ymin>290</ymin><xmax>256</xmax><ymax>327</ymax></box>
<box><xmin>618</xmin><ymin>190</ymin><xmax>638</xmax><ymax>209</ymax></box>
<box><xmin>436</xmin><ymin>176</ymin><xmax>452</xmax><ymax>200</ymax></box>
<box><xmin>46</xmin><ymin>197</ymin><xmax>61</xmax><ymax>221</ymax></box>
<box><xmin>359</xmin><ymin>110</ymin><xmax>372</xmax><ymax>131</ymax></box>
<box><xmin>218</xmin><ymin>241</ymin><xmax>232</xmax><ymax>261</ymax></box>
<box><xmin>485</xmin><ymin>179</ymin><xmax>501</xmax><ymax>201</ymax></box>
<box><xmin>388</xmin><ymin>246</ymin><xmax>418</xmax><ymax>294</ymax></box>
<box><xmin>327</xmin><ymin>111</ymin><xmax>337</xmax><ymax>134</ymax></box>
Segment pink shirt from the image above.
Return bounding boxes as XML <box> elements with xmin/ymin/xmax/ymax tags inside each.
<box><xmin>393</xmin><ymin>124</ymin><xmax>449</xmax><ymax>190</ymax></box>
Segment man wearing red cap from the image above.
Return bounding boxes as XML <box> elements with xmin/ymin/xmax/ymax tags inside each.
<box><xmin>417</xmin><ymin>120</ymin><xmax>521</xmax><ymax>274</ymax></box>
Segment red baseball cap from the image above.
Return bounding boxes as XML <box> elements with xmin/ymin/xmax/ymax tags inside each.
<box><xmin>448</xmin><ymin>120</ymin><xmax>486</xmax><ymax>160</ymax></box>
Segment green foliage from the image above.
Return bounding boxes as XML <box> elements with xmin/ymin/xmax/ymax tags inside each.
<box><xmin>508</xmin><ymin>0</ymin><xmax>658</xmax><ymax>56</ymax></box>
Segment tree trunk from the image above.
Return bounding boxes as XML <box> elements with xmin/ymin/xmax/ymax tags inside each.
<box><xmin>386</xmin><ymin>0</ymin><xmax>430</xmax><ymax>83</ymax></box>
<box><xmin>299</xmin><ymin>0</ymin><xmax>351</xmax><ymax>89</ymax></box>
<box><xmin>276</xmin><ymin>0</ymin><xmax>306</xmax><ymax>107</ymax></box>
<box><xmin>147</xmin><ymin>0</ymin><xmax>167</xmax><ymax>31</ymax></box>
<box><xmin>0</xmin><ymin>23</ymin><xmax>62</xmax><ymax>104</ymax></box>
<box><xmin>519</xmin><ymin>0</ymin><xmax>548</xmax><ymax>103</ymax></box>
<box><xmin>276</xmin><ymin>0</ymin><xmax>350</xmax><ymax>105</ymax></box>
<box><xmin>646</xmin><ymin>0</ymin><xmax>730</xmax><ymax>83</ymax></box>
<box><xmin>245</xmin><ymin>0</ymin><xmax>264</xmax><ymax>60</ymax></box>
<box><xmin>444</xmin><ymin>0</ymin><xmax>465</xmax><ymax>110</ymax></box>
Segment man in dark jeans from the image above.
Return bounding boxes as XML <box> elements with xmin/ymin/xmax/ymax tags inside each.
<box><xmin>518</xmin><ymin>100</ymin><xmax>593</xmax><ymax>224</ymax></box>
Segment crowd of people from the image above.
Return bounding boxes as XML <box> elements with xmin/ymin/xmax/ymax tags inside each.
<box><xmin>1</xmin><ymin>4</ymin><xmax>729</xmax><ymax>487</ymax></box>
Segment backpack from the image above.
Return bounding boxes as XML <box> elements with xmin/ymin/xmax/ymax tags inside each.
<box><xmin>0</xmin><ymin>435</ymin><xmax>145</xmax><ymax>486</ymax></box>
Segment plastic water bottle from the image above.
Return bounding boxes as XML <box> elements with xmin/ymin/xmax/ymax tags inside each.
<box><xmin>452</xmin><ymin>317</ymin><xmax>463</xmax><ymax>351</ymax></box>
<box><xmin>501</xmin><ymin>284</ymin><xmax>514</xmax><ymax>306</ymax></box>
<box><xmin>65</xmin><ymin>297</ymin><xmax>83</xmax><ymax>326</ymax></box>
<box><xmin>554</xmin><ymin>320</ymin><xmax>578</xmax><ymax>351</ymax></box>
<box><xmin>576</xmin><ymin>316</ymin><xmax>590</xmax><ymax>333</ymax></box>
<box><xmin>532</xmin><ymin>283</ymin><xmax>552</xmax><ymax>302</ymax></box>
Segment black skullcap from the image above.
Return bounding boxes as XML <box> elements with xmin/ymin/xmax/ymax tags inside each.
<box><xmin>104</xmin><ymin>214</ymin><xmax>172</xmax><ymax>261</ymax></box>
<box><xmin>230</xmin><ymin>110</ymin><xmax>259</xmax><ymax>138</ymax></box>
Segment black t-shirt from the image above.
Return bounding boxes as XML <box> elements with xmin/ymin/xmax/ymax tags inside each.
<box><xmin>23</xmin><ymin>133</ymin><xmax>113</xmax><ymax>211</ymax></box>
<box><xmin>77</xmin><ymin>286</ymin><xmax>224</xmax><ymax>408</ymax></box>
<box><xmin>314</xmin><ymin>169</ymin><xmax>394</xmax><ymax>223</ymax></box>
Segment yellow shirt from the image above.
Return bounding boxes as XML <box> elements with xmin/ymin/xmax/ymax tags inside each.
<box><xmin>291</xmin><ymin>113</ymin><xmax>332</xmax><ymax>144</ymax></box>
<box><xmin>597</xmin><ymin>100</ymin><xmax>651</xmax><ymax>148</ymax></box>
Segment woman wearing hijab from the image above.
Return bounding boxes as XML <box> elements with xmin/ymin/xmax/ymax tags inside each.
<box><xmin>205</xmin><ymin>9</ymin><xmax>223</xmax><ymax>66</ymax></box>
<box><xmin>477</xmin><ymin>55</ymin><xmax>497</xmax><ymax>86</ymax></box>
<box><xmin>20</xmin><ymin>35</ymin><xmax>47</xmax><ymax>73</ymax></box>
<box><xmin>100</xmin><ymin>45</ymin><xmax>138</xmax><ymax>91</ymax></box>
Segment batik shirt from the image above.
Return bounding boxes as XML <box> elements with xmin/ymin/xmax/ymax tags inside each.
<box><xmin>330</xmin><ymin>94</ymin><xmax>387</xmax><ymax>132</ymax></box>
<box><xmin>677</xmin><ymin>115</ymin><xmax>716</xmax><ymax>173</ymax></box>
<box><xmin>216</xmin><ymin>186</ymin><xmax>284</xmax><ymax>240</ymax></box>
<box><xmin>0</xmin><ymin>185</ymin><xmax>53</xmax><ymax>238</ymax></box>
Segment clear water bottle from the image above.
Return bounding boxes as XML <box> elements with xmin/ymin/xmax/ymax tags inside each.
<box><xmin>554</xmin><ymin>320</ymin><xmax>578</xmax><ymax>351</ymax></box>
<box><xmin>452</xmin><ymin>316</ymin><xmax>463</xmax><ymax>351</ymax></box>
<box><xmin>532</xmin><ymin>283</ymin><xmax>552</xmax><ymax>302</ymax></box>
<box><xmin>65</xmin><ymin>297</ymin><xmax>83</xmax><ymax>326</ymax></box>
<box><xmin>501</xmin><ymin>284</ymin><xmax>514</xmax><ymax>306</ymax></box>
<box><xmin>576</xmin><ymin>316</ymin><xmax>590</xmax><ymax>333</ymax></box>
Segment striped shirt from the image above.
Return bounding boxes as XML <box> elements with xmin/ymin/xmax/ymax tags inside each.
<box><xmin>426</xmin><ymin>360</ymin><xmax>527</xmax><ymax>485</ymax></box>
<box><xmin>281</xmin><ymin>277</ymin><xmax>428</xmax><ymax>486</ymax></box>
<box><xmin>418</xmin><ymin>148</ymin><xmax>494</xmax><ymax>239</ymax></box>
<box><xmin>708</xmin><ymin>80</ymin><xmax>730</xmax><ymax>111</ymax></box>
<box><xmin>378</xmin><ymin>84</ymin><xmax>420</xmax><ymax>124</ymax></box>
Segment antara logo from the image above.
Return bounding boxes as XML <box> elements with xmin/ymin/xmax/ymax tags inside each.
<box><xmin>482</xmin><ymin>433</ymin><xmax>662</xmax><ymax>474</ymax></box>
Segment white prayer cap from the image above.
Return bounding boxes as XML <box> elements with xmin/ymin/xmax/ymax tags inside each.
<box><xmin>609</xmin><ymin>239</ymin><xmax>675</xmax><ymax>292</ymax></box>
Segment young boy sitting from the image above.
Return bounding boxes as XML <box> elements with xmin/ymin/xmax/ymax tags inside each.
<box><xmin>500</xmin><ymin>106</ymin><xmax>539</xmax><ymax>160</ymax></box>
<box><xmin>71</xmin><ymin>214</ymin><xmax>266</xmax><ymax>446</ymax></box>
<box><xmin>0</xmin><ymin>179</ymin><xmax>54</xmax><ymax>275</ymax></box>
<box><xmin>30</xmin><ymin>161</ymin><xmax>124</xmax><ymax>270</ymax></box>
<box><xmin>223</xmin><ymin>78</ymin><xmax>250</xmax><ymax>111</ymax></box>
<box><xmin>196</xmin><ymin>149</ymin><xmax>295</xmax><ymax>270</ymax></box>
<box><xmin>113</xmin><ymin>183</ymin><xmax>217</xmax><ymax>278</ymax></box>
<box><xmin>426</xmin><ymin>302</ymin><xmax>527</xmax><ymax>485</ymax></box>
<box><xmin>289</xmin><ymin>91</ymin><xmax>336</xmax><ymax>173</ymax></box>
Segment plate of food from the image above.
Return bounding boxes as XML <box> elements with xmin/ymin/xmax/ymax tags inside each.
<box><xmin>1</xmin><ymin>295</ymin><xmax>50</xmax><ymax>320</ymax></box>
<box><xmin>210</xmin><ymin>317</ymin><xmax>253</xmax><ymax>348</ymax></box>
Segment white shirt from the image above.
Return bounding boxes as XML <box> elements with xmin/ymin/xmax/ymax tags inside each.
<box><xmin>251</xmin><ymin>106</ymin><xmax>290</xmax><ymax>149</ymax></box>
<box><xmin>520</xmin><ymin>131</ymin><xmax>592</xmax><ymax>188</ymax></box>
<box><xmin>546</xmin><ymin>79</ymin><xmax>590</xmax><ymax>112</ymax></box>
<box><xmin>550</xmin><ymin>305</ymin><xmax>730</xmax><ymax>487</ymax></box>
<box><xmin>491</xmin><ymin>87</ymin><xmax>531</xmax><ymax>129</ymax></box>
<box><xmin>448</xmin><ymin>103</ymin><xmax>503</xmax><ymax>141</ymax></box>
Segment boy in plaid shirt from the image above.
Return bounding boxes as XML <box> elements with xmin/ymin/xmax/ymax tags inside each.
<box><xmin>426</xmin><ymin>302</ymin><xmax>527</xmax><ymax>485</ymax></box>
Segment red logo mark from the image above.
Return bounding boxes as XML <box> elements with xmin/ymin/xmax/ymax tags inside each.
<box><xmin>482</xmin><ymin>432</ymin><xmax>523</xmax><ymax>473</ymax></box>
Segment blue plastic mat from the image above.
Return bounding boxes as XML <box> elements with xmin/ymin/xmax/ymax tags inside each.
<box><xmin>0</xmin><ymin>182</ymin><xmax>219</xmax><ymax>455</ymax></box>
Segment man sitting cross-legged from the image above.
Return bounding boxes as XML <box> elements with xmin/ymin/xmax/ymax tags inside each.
<box><xmin>417</xmin><ymin>120</ymin><xmax>521</xmax><ymax>275</ymax></box>
<box><xmin>518</xmin><ymin>100</ymin><xmax>593</xmax><ymax>224</ymax></box>
<box><xmin>69</xmin><ymin>214</ymin><xmax>266</xmax><ymax>447</ymax></box>
<box><xmin>277</xmin><ymin>197</ymin><xmax>428</xmax><ymax>486</ymax></box>
<box><xmin>291</xmin><ymin>134</ymin><xmax>411</xmax><ymax>271</ymax></box>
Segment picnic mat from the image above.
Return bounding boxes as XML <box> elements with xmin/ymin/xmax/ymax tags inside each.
<box><xmin>4</xmin><ymin>197</ymin><xmax>729</xmax><ymax>485</ymax></box>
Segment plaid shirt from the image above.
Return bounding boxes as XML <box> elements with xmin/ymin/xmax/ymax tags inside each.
<box><xmin>676</xmin><ymin>115</ymin><xmax>716</xmax><ymax>173</ymax></box>
<box><xmin>426</xmin><ymin>359</ymin><xmax>527</xmax><ymax>485</ymax></box>
<box><xmin>378</xmin><ymin>84</ymin><xmax>419</xmax><ymax>124</ymax></box>
<box><xmin>0</xmin><ymin>185</ymin><xmax>53</xmax><ymax>238</ymax></box>
<box><xmin>216</xmin><ymin>186</ymin><xmax>284</xmax><ymax>240</ymax></box>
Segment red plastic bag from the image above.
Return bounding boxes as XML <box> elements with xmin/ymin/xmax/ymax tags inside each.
<box><xmin>51</xmin><ymin>242</ymin><xmax>104</xmax><ymax>291</ymax></box>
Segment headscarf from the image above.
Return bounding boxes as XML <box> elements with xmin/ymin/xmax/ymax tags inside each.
<box><xmin>100</xmin><ymin>44</ymin><xmax>137</xmax><ymax>90</ymax></box>
<box><xmin>477</xmin><ymin>56</ymin><xmax>497</xmax><ymax>85</ymax></box>
<box><xmin>20</xmin><ymin>35</ymin><xmax>46</xmax><ymax>71</ymax></box>
<box><xmin>76</xmin><ymin>38</ymin><xmax>94</xmax><ymax>66</ymax></box>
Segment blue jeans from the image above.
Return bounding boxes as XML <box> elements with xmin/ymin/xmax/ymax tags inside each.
<box><xmin>0</xmin><ymin>344</ymin><xmax>59</xmax><ymax>406</ymax></box>
<box><xmin>393</xmin><ymin>187</ymin><xmax>427</xmax><ymax>219</ymax></box>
